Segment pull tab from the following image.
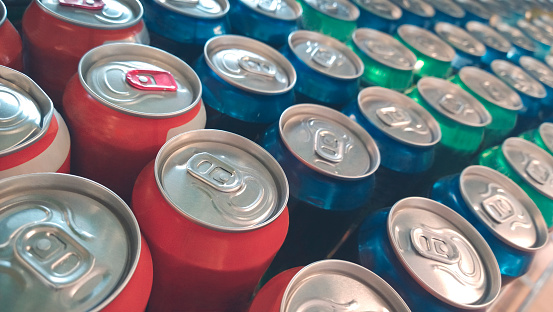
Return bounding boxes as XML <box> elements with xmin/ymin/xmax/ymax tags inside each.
<box><xmin>482</xmin><ymin>81</ymin><xmax>506</xmax><ymax>102</ymax></box>
<box><xmin>186</xmin><ymin>152</ymin><xmax>243</xmax><ymax>192</ymax></box>
<box><xmin>125</xmin><ymin>69</ymin><xmax>178</xmax><ymax>92</ymax></box>
<box><xmin>311</xmin><ymin>46</ymin><xmax>337</xmax><ymax>68</ymax></box>
<box><xmin>238</xmin><ymin>56</ymin><xmax>277</xmax><ymax>78</ymax></box>
<box><xmin>526</xmin><ymin>159</ymin><xmax>550</xmax><ymax>185</ymax></box>
<box><xmin>439</xmin><ymin>94</ymin><xmax>465</xmax><ymax>114</ymax></box>
<box><xmin>411</xmin><ymin>227</ymin><xmax>460</xmax><ymax>265</ymax></box>
<box><xmin>376</xmin><ymin>107</ymin><xmax>412</xmax><ymax>127</ymax></box>
<box><xmin>58</xmin><ymin>0</ymin><xmax>105</xmax><ymax>10</ymax></box>
<box><xmin>314</xmin><ymin>129</ymin><xmax>344</xmax><ymax>163</ymax></box>
<box><xmin>482</xmin><ymin>194</ymin><xmax>515</xmax><ymax>223</ymax></box>
<box><xmin>170</xmin><ymin>0</ymin><xmax>200</xmax><ymax>5</ymax></box>
<box><xmin>258</xmin><ymin>0</ymin><xmax>279</xmax><ymax>12</ymax></box>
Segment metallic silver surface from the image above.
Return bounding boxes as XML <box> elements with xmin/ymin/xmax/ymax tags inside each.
<box><xmin>491</xmin><ymin>60</ymin><xmax>546</xmax><ymax>99</ymax></box>
<box><xmin>492</xmin><ymin>20</ymin><xmax>536</xmax><ymax>52</ymax></box>
<box><xmin>424</xmin><ymin>0</ymin><xmax>465</xmax><ymax>18</ymax></box>
<box><xmin>454</xmin><ymin>0</ymin><xmax>491</xmax><ymax>19</ymax></box>
<box><xmin>466</xmin><ymin>21</ymin><xmax>511</xmax><ymax>53</ymax></box>
<box><xmin>239</xmin><ymin>0</ymin><xmax>301</xmax><ymax>20</ymax></box>
<box><xmin>397</xmin><ymin>25</ymin><xmax>456</xmax><ymax>62</ymax></box>
<box><xmin>517</xmin><ymin>19</ymin><xmax>553</xmax><ymax>47</ymax></box>
<box><xmin>154</xmin><ymin>0</ymin><xmax>229</xmax><ymax>18</ymax></box>
<box><xmin>303</xmin><ymin>0</ymin><xmax>359</xmax><ymax>21</ymax></box>
<box><xmin>389</xmin><ymin>0</ymin><xmax>434</xmax><ymax>17</ymax></box>
<box><xmin>352</xmin><ymin>0</ymin><xmax>401</xmax><ymax>20</ymax></box>
<box><xmin>519</xmin><ymin>56</ymin><xmax>553</xmax><ymax>89</ymax></box>
<box><xmin>352</xmin><ymin>28</ymin><xmax>417</xmax><ymax>71</ymax></box>
<box><xmin>435</xmin><ymin>22</ymin><xmax>486</xmax><ymax>57</ymax></box>
<box><xmin>539</xmin><ymin>122</ymin><xmax>553</xmax><ymax>154</ymax></box>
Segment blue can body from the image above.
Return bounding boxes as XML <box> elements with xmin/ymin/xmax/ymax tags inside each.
<box><xmin>481</xmin><ymin>45</ymin><xmax>509</xmax><ymax>67</ymax></box>
<box><xmin>451</xmin><ymin>50</ymin><xmax>483</xmax><ymax>71</ymax></box>
<box><xmin>397</xmin><ymin>9</ymin><xmax>432</xmax><ymax>29</ymax></box>
<box><xmin>507</xmin><ymin>44</ymin><xmax>535</xmax><ymax>65</ymax></box>
<box><xmin>354</xmin><ymin>1</ymin><xmax>401</xmax><ymax>34</ymax></box>
<box><xmin>432</xmin><ymin>9</ymin><xmax>463</xmax><ymax>27</ymax></box>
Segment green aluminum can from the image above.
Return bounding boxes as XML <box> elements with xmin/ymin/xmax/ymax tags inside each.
<box><xmin>520</xmin><ymin>122</ymin><xmax>553</xmax><ymax>156</ymax></box>
<box><xmin>298</xmin><ymin>0</ymin><xmax>359</xmax><ymax>42</ymax></box>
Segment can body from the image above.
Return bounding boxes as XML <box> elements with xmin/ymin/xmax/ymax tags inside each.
<box><xmin>519</xmin><ymin>124</ymin><xmax>553</xmax><ymax>156</ymax></box>
<box><xmin>298</xmin><ymin>0</ymin><xmax>358</xmax><ymax>42</ymax></box>
<box><xmin>0</xmin><ymin>3</ymin><xmax>23</xmax><ymax>71</ymax></box>
<box><xmin>249</xmin><ymin>267</ymin><xmax>303</xmax><ymax>312</ymax></box>
<box><xmin>465</xmin><ymin>21</ymin><xmax>511</xmax><ymax>67</ymax></box>
<box><xmin>391</xmin><ymin>0</ymin><xmax>434</xmax><ymax>29</ymax></box>
<box><xmin>353</xmin><ymin>0</ymin><xmax>401</xmax><ymax>34</ymax></box>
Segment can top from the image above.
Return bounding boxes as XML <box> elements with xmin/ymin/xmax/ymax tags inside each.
<box><xmin>491</xmin><ymin>60</ymin><xmax>547</xmax><ymax>99</ymax></box>
<box><xmin>153</xmin><ymin>0</ymin><xmax>229</xmax><ymax>19</ymax></box>
<box><xmin>493</xmin><ymin>21</ymin><xmax>536</xmax><ymax>52</ymax></box>
<box><xmin>238</xmin><ymin>0</ymin><xmax>301</xmax><ymax>21</ymax></box>
<box><xmin>0</xmin><ymin>0</ymin><xmax>6</xmax><ymax>26</ymax></box>
<box><xmin>37</xmin><ymin>0</ymin><xmax>143</xmax><ymax>29</ymax></box>
<box><xmin>397</xmin><ymin>25</ymin><xmax>456</xmax><ymax>62</ymax></box>
<box><xmin>458</xmin><ymin>66</ymin><xmax>523</xmax><ymax>111</ymax></box>
<box><xmin>0</xmin><ymin>173</ymin><xmax>141</xmax><ymax>311</ymax></box>
<box><xmin>389</xmin><ymin>0</ymin><xmax>434</xmax><ymax>17</ymax></box>
<box><xmin>533</xmin><ymin>14</ymin><xmax>553</xmax><ymax>33</ymax></box>
<box><xmin>155</xmin><ymin>129</ymin><xmax>288</xmax><ymax>231</ymax></box>
<box><xmin>387</xmin><ymin>197</ymin><xmax>501</xmax><ymax>309</ymax></box>
<box><xmin>0</xmin><ymin>66</ymin><xmax>53</xmax><ymax>157</ymax></box>
<box><xmin>502</xmin><ymin>137</ymin><xmax>553</xmax><ymax>200</ymax></box>
<box><xmin>79</xmin><ymin>43</ymin><xmax>202</xmax><ymax>118</ymax></box>
<box><xmin>289</xmin><ymin>30</ymin><xmax>364</xmax><ymax>80</ymax></box>
<box><xmin>280</xmin><ymin>260</ymin><xmax>411</xmax><ymax>312</ymax></box>
<box><xmin>460</xmin><ymin>166</ymin><xmax>549</xmax><ymax>251</ymax></box>
<box><xmin>357</xmin><ymin>87</ymin><xmax>442</xmax><ymax>147</ymax></box>
<box><xmin>352</xmin><ymin>28</ymin><xmax>417</xmax><ymax>71</ymax></box>
<box><xmin>517</xmin><ymin>19</ymin><xmax>553</xmax><ymax>47</ymax></box>
<box><xmin>424</xmin><ymin>0</ymin><xmax>465</xmax><ymax>19</ymax></box>
<box><xmin>302</xmin><ymin>0</ymin><xmax>359</xmax><ymax>21</ymax></box>
<box><xmin>279</xmin><ymin>104</ymin><xmax>380</xmax><ymax>180</ymax></box>
<box><xmin>455</xmin><ymin>0</ymin><xmax>492</xmax><ymax>20</ymax></box>
<box><xmin>435</xmin><ymin>22</ymin><xmax>486</xmax><ymax>57</ymax></box>
<box><xmin>478</xmin><ymin>0</ymin><xmax>511</xmax><ymax>19</ymax></box>
<box><xmin>352</xmin><ymin>0</ymin><xmax>402</xmax><ymax>21</ymax></box>
<box><xmin>520</xmin><ymin>56</ymin><xmax>553</xmax><ymax>89</ymax></box>
<box><xmin>417</xmin><ymin>77</ymin><xmax>492</xmax><ymax>127</ymax></box>
<box><xmin>539</xmin><ymin>122</ymin><xmax>553</xmax><ymax>153</ymax></box>
<box><xmin>466</xmin><ymin>21</ymin><xmax>512</xmax><ymax>54</ymax></box>
<box><xmin>204</xmin><ymin>35</ymin><xmax>296</xmax><ymax>95</ymax></box>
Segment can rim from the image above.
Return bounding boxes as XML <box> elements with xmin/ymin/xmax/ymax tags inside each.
<box><xmin>238</xmin><ymin>0</ymin><xmax>302</xmax><ymax>21</ymax></box>
<box><xmin>539</xmin><ymin>122</ymin><xmax>553</xmax><ymax>153</ymax></box>
<box><xmin>425</xmin><ymin>0</ymin><xmax>465</xmax><ymax>19</ymax></box>
<box><xmin>302</xmin><ymin>0</ymin><xmax>360</xmax><ymax>21</ymax></box>
<box><xmin>288</xmin><ymin>30</ymin><xmax>364</xmax><ymax>80</ymax></box>
<box><xmin>154</xmin><ymin>129</ymin><xmax>289</xmax><ymax>232</ymax></box>
<box><xmin>352</xmin><ymin>0</ymin><xmax>402</xmax><ymax>20</ymax></box>
<box><xmin>490</xmin><ymin>59</ymin><xmax>547</xmax><ymax>99</ymax></box>
<box><xmin>434</xmin><ymin>22</ymin><xmax>487</xmax><ymax>57</ymax></box>
<box><xmin>465</xmin><ymin>21</ymin><xmax>512</xmax><ymax>53</ymax></box>
<box><xmin>491</xmin><ymin>19</ymin><xmax>536</xmax><ymax>52</ymax></box>
<box><xmin>78</xmin><ymin>43</ymin><xmax>203</xmax><ymax>118</ymax></box>
<box><xmin>153</xmin><ymin>0</ymin><xmax>230</xmax><ymax>19</ymax></box>
<box><xmin>390</xmin><ymin>0</ymin><xmax>434</xmax><ymax>17</ymax></box>
<box><xmin>517</xmin><ymin>19</ymin><xmax>553</xmax><ymax>46</ymax></box>
<box><xmin>519</xmin><ymin>56</ymin><xmax>553</xmax><ymax>89</ymax></box>
<box><xmin>0</xmin><ymin>0</ymin><xmax>6</xmax><ymax>27</ymax></box>
<box><xmin>456</xmin><ymin>0</ymin><xmax>491</xmax><ymax>19</ymax></box>
<box><xmin>397</xmin><ymin>24</ymin><xmax>456</xmax><ymax>62</ymax></box>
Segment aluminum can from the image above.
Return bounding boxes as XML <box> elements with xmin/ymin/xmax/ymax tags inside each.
<box><xmin>516</xmin><ymin>18</ymin><xmax>553</xmax><ymax>61</ymax></box>
<box><xmin>62</xmin><ymin>43</ymin><xmax>206</xmax><ymax>203</ymax></box>
<box><xmin>142</xmin><ymin>0</ymin><xmax>230</xmax><ymax>63</ymax></box>
<box><xmin>352</xmin><ymin>0</ymin><xmax>402</xmax><ymax>34</ymax></box>
<box><xmin>519</xmin><ymin>56</ymin><xmax>553</xmax><ymax>111</ymax></box>
<box><xmin>424</xmin><ymin>0</ymin><xmax>465</xmax><ymax>26</ymax></box>
<box><xmin>454</xmin><ymin>0</ymin><xmax>492</xmax><ymax>25</ymax></box>
<box><xmin>477</xmin><ymin>0</ymin><xmax>515</xmax><ymax>24</ymax></box>
<box><xmin>465</xmin><ymin>21</ymin><xmax>512</xmax><ymax>67</ymax></box>
<box><xmin>194</xmin><ymin>35</ymin><xmax>296</xmax><ymax>141</ymax></box>
<box><xmin>478</xmin><ymin>137</ymin><xmax>553</xmax><ymax>229</ymax></box>
<box><xmin>395</xmin><ymin>24</ymin><xmax>456</xmax><ymax>80</ymax></box>
<box><xmin>434</xmin><ymin>22</ymin><xmax>486</xmax><ymax>72</ymax></box>
<box><xmin>0</xmin><ymin>66</ymin><xmax>70</xmax><ymax>180</ymax></box>
<box><xmin>0</xmin><ymin>0</ymin><xmax>22</xmax><ymax>71</ymax></box>
<box><xmin>131</xmin><ymin>129</ymin><xmax>289</xmax><ymax>312</ymax></box>
<box><xmin>450</xmin><ymin>66</ymin><xmax>523</xmax><ymax>148</ymax></box>
<box><xmin>431</xmin><ymin>165</ymin><xmax>549</xmax><ymax>281</ymax></box>
<box><xmin>389</xmin><ymin>0</ymin><xmax>434</xmax><ymax>29</ymax></box>
<box><xmin>297</xmin><ymin>0</ymin><xmax>359</xmax><ymax>42</ymax></box>
<box><xmin>348</xmin><ymin>28</ymin><xmax>416</xmax><ymax>92</ymax></box>
<box><xmin>249</xmin><ymin>260</ymin><xmax>411</xmax><ymax>312</ymax></box>
<box><xmin>519</xmin><ymin>122</ymin><xmax>553</xmax><ymax>157</ymax></box>
<box><xmin>21</xmin><ymin>0</ymin><xmax>149</xmax><ymax>106</ymax></box>
<box><xmin>358</xmin><ymin>197</ymin><xmax>502</xmax><ymax>312</ymax></box>
<box><xmin>229</xmin><ymin>0</ymin><xmax>302</xmax><ymax>48</ymax></box>
<box><xmin>0</xmin><ymin>173</ymin><xmax>153</xmax><ymax>312</ymax></box>
<box><xmin>282</xmin><ymin>30</ymin><xmax>363</xmax><ymax>109</ymax></box>
<box><xmin>491</xmin><ymin>19</ymin><xmax>537</xmax><ymax>64</ymax></box>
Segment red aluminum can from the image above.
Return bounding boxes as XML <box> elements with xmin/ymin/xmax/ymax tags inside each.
<box><xmin>0</xmin><ymin>0</ymin><xmax>23</xmax><ymax>71</ymax></box>
<box><xmin>62</xmin><ymin>43</ymin><xmax>206</xmax><ymax>203</ymax></box>
<box><xmin>0</xmin><ymin>65</ymin><xmax>70</xmax><ymax>180</ymax></box>
<box><xmin>132</xmin><ymin>129</ymin><xmax>289</xmax><ymax>312</ymax></box>
<box><xmin>21</xmin><ymin>0</ymin><xmax>149</xmax><ymax>106</ymax></box>
<box><xmin>0</xmin><ymin>173</ymin><xmax>153</xmax><ymax>311</ymax></box>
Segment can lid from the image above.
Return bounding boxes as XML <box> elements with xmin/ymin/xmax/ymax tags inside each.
<box><xmin>37</xmin><ymin>0</ymin><xmax>143</xmax><ymax>29</ymax></box>
<box><xmin>357</xmin><ymin>87</ymin><xmax>441</xmax><ymax>147</ymax></box>
<box><xmin>279</xmin><ymin>104</ymin><xmax>380</xmax><ymax>180</ymax></box>
<box><xmin>280</xmin><ymin>260</ymin><xmax>411</xmax><ymax>312</ymax></box>
<box><xmin>435</xmin><ymin>22</ymin><xmax>486</xmax><ymax>57</ymax></box>
<box><xmin>539</xmin><ymin>122</ymin><xmax>553</xmax><ymax>153</ymax></box>
<box><xmin>204</xmin><ymin>35</ymin><xmax>296</xmax><ymax>95</ymax></box>
<box><xmin>533</xmin><ymin>14</ymin><xmax>553</xmax><ymax>34</ymax></box>
<box><xmin>238</xmin><ymin>0</ymin><xmax>301</xmax><ymax>20</ymax></box>
<box><xmin>155</xmin><ymin>129</ymin><xmax>288</xmax><ymax>231</ymax></box>
<box><xmin>79</xmin><ymin>43</ymin><xmax>202</xmax><ymax>118</ymax></box>
<box><xmin>477</xmin><ymin>0</ymin><xmax>511</xmax><ymax>19</ymax></box>
<box><xmin>491</xmin><ymin>60</ymin><xmax>547</xmax><ymax>99</ymax></box>
<box><xmin>302</xmin><ymin>0</ymin><xmax>359</xmax><ymax>21</ymax></box>
<box><xmin>0</xmin><ymin>173</ymin><xmax>141</xmax><ymax>311</ymax></box>
<box><xmin>417</xmin><ymin>77</ymin><xmax>492</xmax><ymax>127</ymax></box>
<box><xmin>459</xmin><ymin>66</ymin><xmax>523</xmax><ymax>111</ymax></box>
<box><xmin>424</xmin><ymin>0</ymin><xmax>465</xmax><ymax>19</ymax></box>
<box><xmin>466</xmin><ymin>21</ymin><xmax>511</xmax><ymax>53</ymax></box>
<box><xmin>153</xmin><ymin>0</ymin><xmax>229</xmax><ymax>19</ymax></box>
<box><xmin>520</xmin><ymin>56</ymin><xmax>553</xmax><ymax>89</ymax></box>
<box><xmin>502</xmin><ymin>137</ymin><xmax>553</xmax><ymax>200</ymax></box>
<box><xmin>459</xmin><ymin>166</ymin><xmax>549</xmax><ymax>251</ymax></box>
<box><xmin>397</xmin><ymin>25</ymin><xmax>456</xmax><ymax>62</ymax></box>
<box><xmin>455</xmin><ymin>0</ymin><xmax>492</xmax><ymax>20</ymax></box>
<box><xmin>352</xmin><ymin>28</ymin><xmax>417</xmax><ymax>71</ymax></box>
<box><xmin>387</xmin><ymin>197</ymin><xmax>501</xmax><ymax>309</ymax></box>
<box><xmin>352</xmin><ymin>0</ymin><xmax>402</xmax><ymax>21</ymax></box>
<box><xmin>493</xmin><ymin>21</ymin><xmax>536</xmax><ymax>52</ymax></box>
<box><xmin>289</xmin><ymin>30</ymin><xmax>364</xmax><ymax>80</ymax></box>
<box><xmin>389</xmin><ymin>0</ymin><xmax>434</xmax><ymax>17</ymax></box>
<box><xmin>517</xmin><ymin>19</ymin><xmax>553</xmax><ymax>46</ymax></box>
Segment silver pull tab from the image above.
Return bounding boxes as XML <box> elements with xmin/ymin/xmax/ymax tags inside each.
<box><xmin>482</xmin><ymin>194</ymin><xmax>515</xmax><ymax>223</ymax></box>
<box><xmin>376</xmin><ymin>107</ymin><xmax>412</xmax><ymax>127</ymax></box>
<box><xmin>311</xmin><ymin>46</ymin><xmax>337</xmax><ymax>68</ymax></box>
<box><xmin>439</xmin><ymin>94</ymin><xmax>465</xmax><ymax>114</ymax></box>
<box><xmin>187</xmin><ymin>152</ymin><xmax>243</xmax><ymax>192</ymax></box>
<box><xmin>238</xmin><ymin>56</ymin><xmax>277</xmax><ymax>78</ymax></box>
<box><xmin>411</xmin><ymin>227</ymin><xmax>460</xmax><ymax>265</ymax></box>
<box><xmin>526</xmin><ymin>159</ymin><xmax>550</xmax><ymax>185</ymax></box>
<box><xmin>482</xmin><ymin>80</ymin><xmax>506</xmax><ymax>102</ymax></box>
<box><xmin>258</xmin><ymin>0</ymin><xmax>279</xmax><ymax>12</ymax></box>
<box><xmin>314</xmin><ymin>129</ymin><xmax>345</xmax><ymax>163</ymax></box>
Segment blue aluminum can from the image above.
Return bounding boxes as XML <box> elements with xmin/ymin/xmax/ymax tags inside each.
<box><xmin>431</xmin><ymin>165</ymin><xmax>549</xmax><ymax>281</ymax></box>
<box><xmin>142</xmin><ymin>0</ymin><xmax>230</xmax><ymax>63</ymax></box>
<box><xmin>519</xmin><ymin>56</ymin><xmax>553</xmax><ymax>109</ymax></box>
<box><xmin>357</xmin><ymin>197</ymin><xmax>502</xmax><ymax>312</ymax></box>
<box><xmin>465</xmin><ymin>21</ymin><xmax>512</xmax><ymax>67</ymax></box>
<box><xmin>491</xmin><ymin>19</ymin><xmax>537</xmax><ymax>64</ymax></box>
<box><xmin>478</xmin><ymin>0</ymin><xmax>518</xmax><ymax>25</ymax></box>
<box><xmin>194</xmin><ymin>35</ymin><xmax>296</xmax><ymax>140</ymax></box>
<box><xmin>228</xmin><ymin>0</ymin><xmax>302</xmax><ymax>48</ymax></box>
<box><xmin>516</xmin><ymin>19</ymin><xmax>553</xmax><ymax>61</ymax></box>
<box><xmin>434</xmin><ymin>22</ymin><xmax>487</xmax><ymax>72</ymax></box>
<box><xmin>424</xmin><ymin>0</ymin><xmax>466</xmax><ymax>26</ymax></box>
<box><xmin>352</xmin><ymin>0</ymin><xmax>402</xmax><ymax>34</ymax></box>
<box><xmin>282</xmin><ymin>30</ymin><xmax>364</xmax><ymax>109</ymax></box>
<box><xmin>389</xmin><ymin>0</ymin><xmax>434</xmax><ymax>29</ymax></box>
<box><xmin>454</xmin><ymin>0</ymin><xmax>492</xmax><ymax>25</ymax></box>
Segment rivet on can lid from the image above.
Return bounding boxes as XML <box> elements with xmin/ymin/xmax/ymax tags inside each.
<box><xmin>303</xmin><ymin>0</ymin><xmax>359</xmax><ymax>21</ymax></box>
<box><xmin>353</xmin><ymin>0</ymin><xmax>402</xmax><ymax>20</ymax></box>
<box><xmin>435</xmin><ymin>22</ymin><xmax>486</xmax><ymax>57</ymax></box>
<box><xmin>491</xmin><ymin>60</ymin><xmax>547</xmax><ymax>99</ymax></box>
<box><xmin>397</xmin><ymin>25</ymin><xmax>456</xmax><ymax>62</ymax></box>
<box><xmin>466</xmin><ymin>21</ymin><xmax>511</xmax><ymax>54</ymax></box>
<box><xmin>353</xmin><ymin>28</ymin><xmax>417</xmax><ymax>71</ymax></box>
<box><xmin>459</xmin><ymin>67</ymin><xmax>523</xmax><ymax>111</ymax></box>
<box><xmin>519</xmin><ymin>56</ymin><xmax>553</xmax><ymax>89</ymax></box>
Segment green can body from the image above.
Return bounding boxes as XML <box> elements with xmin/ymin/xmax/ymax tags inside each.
<box><xmin>298</xmin><ymin>0</ymin><xmax>359</xmax><ymax>42</ymax></box>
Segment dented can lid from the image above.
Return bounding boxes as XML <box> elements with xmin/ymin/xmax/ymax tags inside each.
<box><xmin>155</xmin><ymin>129</ymin><xmax>288</xmax><ymax>231</ymax></box>
<box><xmin>204</xmin><ymin>35</ymin><xmax>296</xmax><ymax>94</ymax></box>
<box><xmin>303</xmin><ymin>0</ymin><xmax>359</xmax><ymax>21</ymax></box>
<box><xmin>279</xmin><ymin>104</ymin><xmax>380</xmax><ymax>180</ymax></box>
<box><xmin>352</xmin><ymin>0</ymin><xmax>402</xmax><ymax>21</ymax></box>
<box><xmin>466</xmin><ymin>21</ymin><xmax>511</xmax><ymax>54</ymax></box>
<box><xmin>37</xmin><ymin>0</ymin><xmax>143</xmax><ymax>29</ymax></box>
<box><xmin>493</xmin><ymin>21</ymin><xmax>536</xmax><ymax>52</ymax></box>
<box><xmin>280</xmin><ymin>260</ymin><xmax>411</xmax><ymax>312</ymax></box>
<box><xmin>491</xmin><ymin>60</ymin><xmax>547</xmax><ymax>99</ymax></box>
<box><xmin>352</xmin><ymin>28</ymin><xmax>417</xmax><ymax>71</ymax></box>
<box><xmin>389</xmin><ymin>0</ymin><xmax>434</xmax><ymax>17</ymax></box>
<box><xmin>435</xmin><ymin>22</ymin><xmax>486</xmax><ymax>57</ymax></box>
<box><xmin>238</xmin><ymin>0</ymin><xmax>301</xmax><ymax>20</ymax></box>
<box><xmin>387</xmin><ymin>197</ymin><xmax>501</xmax><ymax>309</ymax></box>
<box><xmin>397</xmin><ymin>25</ymin><xmax>456</xmax><ymax>62</ymax></box>
<box><xmin>519</xmin><ymin>56</ymin><xmax>553</xmax><ymax>89</ymax></box>
<box><xmin>0</xmin><ymin>173</ymin><xmax>142</xmax><ymax>311</ymax></box>
<box><xmin>357</xmin><ymin>87</ymin><xmax>441</xmax><ymax>147</ymax></box>
<box><xmin>289</xmin><ymin>30</ymin><xmax>364</xmax><ymax>80</ymax></box>
<box><xmin>154</xmin><ymin>0</ymin><xmax>229</xmax><ymax>19</ymax></box>
<box><xmin>417</xmin><ymin>77</ymin><xmax>492</xmax><ymax>127</ymax></box>
<box><xmin>78</xmin><ymin>43</ymin><xmax>202</xmax><ymax>118</ymax></box>
<box><xmin>539</xmin><ymin>122</ymin><xmax>553</xmax><ymax>153</ymax></box>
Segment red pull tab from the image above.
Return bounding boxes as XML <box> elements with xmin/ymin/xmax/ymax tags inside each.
<box><xmin>58</xmin><ymin>0</ymin><xmax>105</xmax><ymax>10</ymax></box>
<box><xmin>125</xmin><ymin>69</ymin><xmax>178</xmax><ymax>92</ymax></box>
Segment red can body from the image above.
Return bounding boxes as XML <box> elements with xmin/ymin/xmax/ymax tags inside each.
<box><xmin>0</xmin><ymin>9</ymin><xmax>23</xmax><ymax>71</ymax></box>
<box><xmin>248</xmin><ymin>267</ymin><xmax>303</xmax><ymax>312</ymax></box>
